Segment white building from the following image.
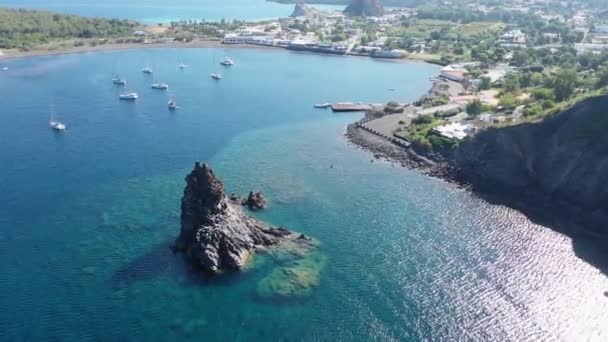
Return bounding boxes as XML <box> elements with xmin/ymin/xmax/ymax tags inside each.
<box><xmin>575</xmin><ymin>43</ymin><xmax>608</xmax><ymax>55</ymax></box>
<box><xmin>432</xmin><ymin>122</ymin><xmax>476</xmax><ymax>140</ymax></box>
<box><xmin>500</xmin><ymin>30</ymin><xmax>527</xmax><ymax>44</ymax></box>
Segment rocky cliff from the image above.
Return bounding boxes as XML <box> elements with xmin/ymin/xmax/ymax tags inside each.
<box><xmin>174</xmin><ymin>162</ymin><xmax>316</xmax><ymax>274</ymax></box>
<box><xmin>290</xmin><ymin>2</ymin><xmax>320</xmax><ymax>17</ymax></box>
<box><xmin>343</xmin><ymin>0</ymin><xmax>384</xmax><ymax>16</ymax></box>
<box><xmin>451</xmin><ymin>96</ymin><xmax>608</xmax><ymax>239</ymax></box>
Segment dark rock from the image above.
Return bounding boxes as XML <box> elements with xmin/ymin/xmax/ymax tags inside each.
<box><xmin>174</xmin><ymin>163</ymin><xmax>314</xmax><ymax>274</ymax></box>
<box><xmin>242</xmin><ymin>191</ymin><xmax>267</xmax><ymax>210</ymax></box>
<box><xmin>344</xmin><ymin>0</ymin><xmax>384</xmax><ymax>17</ymax></box>
<box><xmin>290</xmin><ymin>1</ymin><xmax>319</xmax><ymax>17</ymax></box>
<box><xmin>451</xmin><ymin>95</ymin><xmax>608</xmax><ymax>241</ymax></box>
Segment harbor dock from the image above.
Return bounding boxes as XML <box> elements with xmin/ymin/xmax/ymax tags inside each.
<box><xmin>331</xmin><ymin>102</ymin><xmax>373</xmax><ymax>112</ymax></box>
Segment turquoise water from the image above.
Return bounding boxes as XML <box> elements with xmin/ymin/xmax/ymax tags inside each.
<box><xmin>0</xmin><ymin>0</ymin><xmax>345</xmax><ymax>23</ymax></box>
<box><xmin>0</xmin><ymin>49</ymin><xmax>607</xmax><ymax>341</ymax></box>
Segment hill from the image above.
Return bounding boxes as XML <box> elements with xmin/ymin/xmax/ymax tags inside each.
<box><xmin>0</xmin><ymin>7</ymin><xmax>136</xmax><ymax>49</ymax></box>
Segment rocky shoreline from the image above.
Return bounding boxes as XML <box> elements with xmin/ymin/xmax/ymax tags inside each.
<box><xmin>345</xmin><ymin>96</ymin><xmax>608</xmax><ymax>256</ymax></box>
<box><xmin>345</xmin><ymin>113</ymin><xmax>458</xmax><ymax>183</ymax></box>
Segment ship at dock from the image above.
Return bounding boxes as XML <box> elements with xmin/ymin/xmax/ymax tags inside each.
<box><xmin>287</xmin><ymin>42</ymin><xmax>347</xmax><ymax>56</ymax></box>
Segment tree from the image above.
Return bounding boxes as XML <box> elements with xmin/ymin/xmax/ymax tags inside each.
<box><xmin>466</xmin><ymin>100</ymin><xmax>484</xmax><ymax>115</ymax></box>
<box><xmin>512</xmin><ymin>50</ymin><xmax>530</xmax><ymax>67</ymax></box>
<box><xmin>596</xmin><ymin>64</ymin><xmax>608</xmax><ymax>89</ymax></box>
<box><xmin>502</xmin><ymin>74</ymin><xmax>521</xmax><ymax>93</ymax></box>
<box><xmin>553</xmin><ymin>69</ymin><xmax>578</xmax><ymax>101</ymax></box>
<box><xmin>479</xmin><ymin>76</ymin><xmax>492</xmax><ymax>90</ymax></box>
<box><xmin>529</xmin><ymin>87</ymin><xmax>555</xmax><ymax>100</ymax></box>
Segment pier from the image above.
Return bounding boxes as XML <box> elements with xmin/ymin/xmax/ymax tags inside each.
<box><xmin>331</xmin><ymin>102</ymin><xmax>373</xmax><ymax>112</ymax></box>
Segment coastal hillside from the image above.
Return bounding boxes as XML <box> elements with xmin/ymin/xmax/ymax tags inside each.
<box><xmin>451</xmin><ymin>95</ymin><xmax>608</xmax><ymax>237</ymax></box>
<box><xmin>0</xmin><ymin>7</ymin><xmax>135</xmax><ymax>49</ymax></box>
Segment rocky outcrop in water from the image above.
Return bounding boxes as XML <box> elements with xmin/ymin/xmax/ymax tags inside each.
<box><xmin>343</xmin><ymin>0</ymin><xmax>384</xmax><ymax>17</ymax></box>
<box><xmin>242</xmin><ymin>191</ymin><xmax>267</xmax><ymax>210</ymax></box>
<box><xmin>290</xmin><ymin>2</ymin><xmax>320</xmax><ymax>17</ymax></box>
<box><xmin>451</xmin><ymin>96</ymin><xmax>608</xmax><ymax>240</ymax></box>
<box><xmin>173</xmin><ymin>162</ymin><xmax>317</xmax><ymax>274</ymax></box>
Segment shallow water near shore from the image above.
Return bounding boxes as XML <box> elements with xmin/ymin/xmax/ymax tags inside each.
<box><xmin>0</xmin><ymin>48</ymin><xmax>607</xmax><ymax>341</ymax></box>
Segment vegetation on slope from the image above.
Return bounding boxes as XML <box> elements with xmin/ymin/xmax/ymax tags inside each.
<box><xmin>0</xmin><ymin>8</ymin><xmax>136</xmax><ymax>49</ymax></box>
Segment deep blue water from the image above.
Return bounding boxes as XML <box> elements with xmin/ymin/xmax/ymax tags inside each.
<box><xmin>0</xmin><ymin>49</ymin><xmax>607</xmax><ymax>341</ymax></box>
<box><xmin>0</xmin><ymin>0</ymin><xmax>345</xmax><ymax>23</ymax></box>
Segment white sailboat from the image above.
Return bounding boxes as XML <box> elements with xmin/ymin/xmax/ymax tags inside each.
<box><xmin>151</xmin><ymin>83</ymin><xmax>169</xmax><ymax>90</ymax></box>
<box><xmin>211</xmin><ymin>73</ymin><xmax>222</xmax><ymax>80</ymax></box>
<box><xmin>220</xmin><ymin>57</ymin><xmax>234</xmax><ymax>66</ymax></box>
<box><xmin>49</xmin><ymin>106</ymin><xmax>66</xmax><ymax>131</ymax></box>
<box><xmin>142</xmin><ymin>67</ymin><xmax>153</xmax><ymax>74</ymax></box>
<box><xmin>112</xmin><ymin>77</ymin><xmax>127</xmax><ymax>86</ymax></box>
<box><xmin>119</xmin><ymin>92</ymin><xmax>138</xmax><ymax>100</ymax></box>
<box><xmin>168</xmin><ymin>99</ymin><xmax>179</xmax><ymax>110</ymax></box>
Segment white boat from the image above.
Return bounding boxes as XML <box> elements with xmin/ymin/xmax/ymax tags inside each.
<box><xmin>50</xmin><ymin>121</ymin><xmax>66</xmax><ymax>131</ymax></box>
<box><xmin>314</xmin><ymin>103</ymin><xmax>331</xmax><ymax>109</ymax></box>
<box><xmin>211</xmin><ymin>73</ymin><xmax>222</xmax><ymax>80</ymax></box>
<box><xmin>112</xmin><ymin>77</ymin><xmax>127</xmax><ymax>86</ymax></box>
<box><xmin>220</xmin><ymin>57</ymin><xmax>234</xmax><ymax>66</ymax></box>
<box><xmin>1</xmin><ymin>67</ymin><xmax>8</xmax><ymax>71</ymax></box>
<box><xmin>151</xmin><ymin>83</ymin><xmax>169</xmax><ymax>90</ymax></box>
<box><xmin>49</xmin><ymin>109</ymin><xmax>66</xmax><ymax>131</ymax></box>
<box><xmin>142</xmin><ymin>67</ymin><xmax>153</xmax><ymax>74</ymax></box>
<box><xmin>119</xmin><ymin>93</ymin><xmax>138</xmax><ymax>100</ymax></box>
<box><xmin>179</xmin><ymin>63</ymin><xmax>187</xmax><ymax>69</ymax></box>
<box><xmin>168</xmin><ymin>100</ymin><xmax>179</xmax><ymax>110</ymax></box>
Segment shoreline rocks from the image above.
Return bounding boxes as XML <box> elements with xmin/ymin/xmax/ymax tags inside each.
<box><xmin>173</xmin><ymin>162</ymin><xmax>317</xmax><ymax>275</ymax></box>
<box><xmin>242</xmin><ymin>191</ymin><xmax>267</xmax><ymax>210</ymax></box>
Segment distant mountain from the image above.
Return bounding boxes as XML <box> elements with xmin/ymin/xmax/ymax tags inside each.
<box><xmin>343</xmin><ymin>0</ymin><xmax>384</xmax><ymax>16</ymax></box>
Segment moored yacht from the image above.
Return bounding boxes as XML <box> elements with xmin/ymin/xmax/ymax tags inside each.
<box><xmin>211</xmin><ymin>73</ymin><xmax>222</xmax><ymax>80</ymax></box>
<box><xmin>49</xmin><ymin>110</ymin><xmax>66</xmax><ymax>131</ymax></box>
<box><xmin>168</xmin><ymin>100</ymin><xmax>179</xmax><ymax>110</ymax></box>
<box><xmin>112</xmin><ymin>77</ymin><xmax>127</xmax><ymax>86</ymax></box>
<box><xmin>151</xmin><ymin>83</ymin><xmax>169</xmax><ymax>90</ymax></box>
<box><xmin>142</xmin><ymin>67</ymin><xmax>153</xmax><ymax>74</ymax></box>
<box><xmin>220</xmin><ymin>57</ymin><xmax>234</xmax><ymax>66</ymax></box>
<box><xmin>314</xmin><ymin>103</ymin><xmax>331</xmax><ymax>109</ymax></box>
<box><xmin>119</xmin><ymin>93</ymin><xmax>138</xmax><ymax>100</ymax></box>
<box><xmin>50</xmin><ymin>120</ymin><xmax>66</xmax><ymax>131</ymax></box>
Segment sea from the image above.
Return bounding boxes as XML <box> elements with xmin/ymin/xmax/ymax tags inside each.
<box><xmin>0</xmin><ymin>0</ymin><xmax>346</xmax><ymax>23</ymax></box>
<box><xmin>0</xmin><ymin>48</ymin><xmax>607</xmax><ymax>341</ymax></box>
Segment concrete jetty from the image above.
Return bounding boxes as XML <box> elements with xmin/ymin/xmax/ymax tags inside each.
<box><xmin>331</xmin><ymin>102</ymin><xmax>373</xmax><ymax>112</ymax></box>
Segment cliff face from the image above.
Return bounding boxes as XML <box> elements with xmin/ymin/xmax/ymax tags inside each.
<box><xmin>290</xmin><ymin>2</ymin><xmax>319</xmax><ymax>17</ymax></box>
<box><xmin>174</xmin><ymin>163</ymin><xmax>316</xmax><ymax>273</ymax></box>
<box><xmin>451</xmin><ymin>96</ymin><xmax>608</xmax><ymax>237</ymax></box>
<box><xmin>343</xmin><ymin>0</ymin><xmax>384</xmax><ymax>16</ymax></box>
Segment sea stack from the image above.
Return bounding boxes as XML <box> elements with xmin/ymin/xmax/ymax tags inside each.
<box><xmin>290</xmin><ymin>2</ymin><xmax>319</xmax><ymax>17</ymax></box>
<box><xmin>242</xmin><ymin>191</ymin><xmax>267</xmax><ymax>210</ymax></box>
<box><xmin>344</xmin><ymin>0</ymin><xmax>384</xmax><ymax>17</ymax></box>
<box><xmin>173</xmin><ymin>162</ymin><xmax>315</xmax><ymax>274</ymax></box>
